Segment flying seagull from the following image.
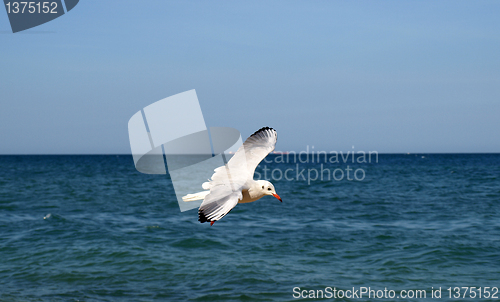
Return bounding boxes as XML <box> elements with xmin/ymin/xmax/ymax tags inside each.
<box><xmin>182</xmin><ymin>127</ymin><xmax>282</xmax><ymax>225</ymax></box>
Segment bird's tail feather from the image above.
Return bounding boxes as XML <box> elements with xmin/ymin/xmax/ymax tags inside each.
<box><xmin>182</xmin><ymin>191</ymin><xmax>210</xmax><ymax>202</ymax></box>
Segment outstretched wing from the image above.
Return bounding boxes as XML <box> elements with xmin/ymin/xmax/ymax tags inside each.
<box><xmin>198</xmin><ymin>185</ymin><xmax>242</xmax><ymax>223</ymax></box>
<box><xmin>234</xmin><ymin>127</ymin><xmax>278</xmax><ymax>177</ymax></box>
<box><xmin>204</xmin><ymin>127</ymin><xmax>278</xmax><ymax>189</ymax></box>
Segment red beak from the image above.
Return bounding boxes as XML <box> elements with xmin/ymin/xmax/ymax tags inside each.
<box><xmin>272</xmin><ymin>193</ymin><xmax>282</xmax><ymax>202</ymax></box>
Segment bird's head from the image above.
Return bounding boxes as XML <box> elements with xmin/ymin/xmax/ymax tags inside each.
<box><xmin>257</xmin><ymin>180</ymin><xmax>282</xmax><ymax>202</ymax></box>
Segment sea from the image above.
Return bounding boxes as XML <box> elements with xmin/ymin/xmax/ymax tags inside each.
<box><xmin>1</xmin><ymin>154</ymin><xmax>499</xmax><ymax>301</ymax></box>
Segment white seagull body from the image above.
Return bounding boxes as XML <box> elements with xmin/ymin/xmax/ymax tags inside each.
<box><xmin>182</xmin><ymin>127</ymin><xmax>282</xmax><ymax>225</ymax></box>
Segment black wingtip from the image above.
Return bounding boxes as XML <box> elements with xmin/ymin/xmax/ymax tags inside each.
<box><xmin>198</xmin><ymin>210</ymin><xmax>209</xmax><ymax>223</ymax></box>
<box><xmin>250</xmin><ymin>127</ymin><xmax>275</xmax><ymax>137</ymax></box>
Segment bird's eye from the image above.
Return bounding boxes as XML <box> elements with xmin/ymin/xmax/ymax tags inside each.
<box><xmin>262</xmin><ymin>186</ymin><xmax>264</xmax><ymax>189</ymax></box>
<box><xmin>268</xmin><ymin>188</ymin><xmax>271</xmax><ymax>191</ymax></box>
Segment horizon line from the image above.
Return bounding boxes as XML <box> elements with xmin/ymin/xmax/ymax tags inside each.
<box><xmin>0</xmin><ymin>152</ymin><xmax>499</xmax><ymax>156</ymax></box>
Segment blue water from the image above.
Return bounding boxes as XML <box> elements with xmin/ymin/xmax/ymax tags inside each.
<box><xmin>1</xmin><ymin>154</ymin><xmax>499</xmax><ymax>301</ymax></box>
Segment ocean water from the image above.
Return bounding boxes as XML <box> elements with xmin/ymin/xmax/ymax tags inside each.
<box><xmin>1</xmin><ymin>154</ymin><xmax>499</xmax><ymax>301</ymax></box>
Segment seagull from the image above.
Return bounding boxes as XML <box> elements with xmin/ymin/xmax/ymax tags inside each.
<box><xmin>182</xmin><ymin>127</ymin><xmax>282</xmax><ymax>225</ymax></box>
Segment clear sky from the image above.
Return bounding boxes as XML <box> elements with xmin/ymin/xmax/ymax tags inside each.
<box><xmin>1</xmin><ymin>0</ymin><xmax>499</xmax><ymax>154</ymax></box>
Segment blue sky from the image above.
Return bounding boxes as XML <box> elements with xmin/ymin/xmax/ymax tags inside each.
<box><xmin>1</xmin><ymin>0</ymin><xmax>499</xmax><ymax>153</ymax></box>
